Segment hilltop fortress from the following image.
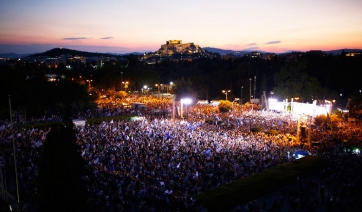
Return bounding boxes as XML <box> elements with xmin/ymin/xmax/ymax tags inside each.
<box><xmin>141</xmin><ymin>40</ymin><xmax>209</xmax><ymax>64</ymax></box>
<box><xmin>156</xmin><ymin>40</ymin><xmax>204</xmax><ymax>55</ymax></box>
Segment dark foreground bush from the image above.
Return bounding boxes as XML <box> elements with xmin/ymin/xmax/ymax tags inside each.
<box><xmin>205</xmin><ymin>119</ymin><xmax>213</xmax><ymax>124</ymax></box>
<box><xmin>250</xmin><ymin>126</ymin><xmax>262</xmax><ymax>132</ymax></box>
<box><xmin>266</xmin><ymin>129</ymin><xmax>279</xmax><ymax>135</ymax></box>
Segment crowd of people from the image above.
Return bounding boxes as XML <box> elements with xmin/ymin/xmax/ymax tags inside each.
<box><xmin>235</xmin><ymin>146</ymin><xmax>362</xmax><ymax>212</ymax></box>
<box><xmin>0</xmin><ymin>94</ymin><xmax>361</xmax><ymax>211</ymax></box>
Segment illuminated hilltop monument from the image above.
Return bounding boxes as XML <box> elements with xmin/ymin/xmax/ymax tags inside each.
<box><xmin>156</xmin><ymin>40</ymin><xmax>204</xmax><ymax>56</ymax></box>
<box><xmin>141</xmin><ymin>40</ymin><xmax>207</xmax><ymax>63</ymax></box>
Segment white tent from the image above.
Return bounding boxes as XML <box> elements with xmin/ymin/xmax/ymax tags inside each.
<box><xmin>72</xmin><ymin>119</ymin><xmax>86</xmax><ymax>127</ymax></box>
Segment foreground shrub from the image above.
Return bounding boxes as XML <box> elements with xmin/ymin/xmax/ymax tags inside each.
<box><xmin>218</xmin><ymin>100</ymin><xmax>232</xmax><ymax>112</ymax></box>
<box><xmin>250</xmin><ymin>126</ymin><xmax>262</xmax><ymax>132</ymax></box>
<box><xmin>205</xmin><ymin>119</ymin><xmax>213</xmax><ymax>124</ymax></box>
<box><xmin>266</xmin><ymin>129</ymin><xmax>279</xmax><ymax>135</ymax></box>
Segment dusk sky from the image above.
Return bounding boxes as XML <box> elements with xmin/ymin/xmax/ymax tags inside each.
<box><xmin>1</xmin><ymin>0</ymin><xmax>362</xmax><ymax>54</ymax></box>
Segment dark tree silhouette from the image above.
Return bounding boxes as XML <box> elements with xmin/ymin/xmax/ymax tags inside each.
<box><xmin>37</xmin><ymin>114</ymin><xmax>90</xmax><ymax>212</ymax></box>
<box><xmin>173</xmin><ymin>77</ymin><xmax>197</xmax><ymax>100</ymax></box>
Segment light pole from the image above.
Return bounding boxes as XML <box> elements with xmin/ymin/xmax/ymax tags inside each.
<box><xmin>253</xmin><ymin>76</ymin><xmax>256</xmax><ymax>101</ymax></box>
<box><xmin>222</xmin><ymin>90</ymin><xmax>230</xmax><ymax>100</ymax></box>
<box><xmin>120</xmin><ymin>72</ymin><xmax>123</xmax><ymax>91</ymax></box>
<box><xmin>172</xmin><ymin>98</ymin><xmax>175</xmax><ymax>120</ymax></box>
<box><xmin>170</xmin><ymin>82</ymin><xmax>173</xmax><ymax>92</ymax></box>
<box><xmin>240</xmin><ymin>86</ymin><xmax>243</xmax><ymax>115</ymax></box>
<box><xmin>9</xmin><ymin>95</ymin><xmax>20</xmax><ymax>208</ymax></box>
<box><xmin>249</xmin><ymin>78</ymin><xmax>252</xmax><ymax>103</ymax></box>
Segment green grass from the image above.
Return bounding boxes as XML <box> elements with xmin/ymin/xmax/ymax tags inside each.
<box><xmin>193</xmin><ymin>156</ymin><xmax>327</xmax><ymax>212</ymax></box>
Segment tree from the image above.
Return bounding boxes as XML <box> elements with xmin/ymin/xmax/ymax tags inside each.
<box><xmin>273</xmin><ymin>60</ymin><xmax>327</xmax><ymax>102</ymax></box>
<box><xmin>37</xmin><ymin>114</ymin><xmax>90</xmax><ymax>212</ymax></box>
<box><xmin>115</xmin><ymin>90</ymin><xmax>128</xmax><ymax>99</ymax></box>
<box><xmin>218</xmin><ymin>100</ymin><xmax>232</xmax><ymax>112</ymax></box>
<box><xmin>260</xmin><ymin>73</ymin><xmax>267</xmax><ymax>94</ymax></box>
<box><xmin>173</xmin><ymin>77</ymin><xmax>197</xmax><ymax>100</ymax></box>
<box><xmin>198</xmin><ymin>84</ymin><xmax>209</xmax><ymax>100</ymax></box>
<box><xmin>314</xmin><ymin>114</ymin><xmax>341</xmax><ymax>130</ymax></box>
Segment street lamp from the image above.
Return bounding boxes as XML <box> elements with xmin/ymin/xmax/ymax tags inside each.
<box><xmin>222</xmin><ymin>90</ymin><xmax>231</xmax><ymax>100</ymax></box>
<box><xmin>155</xmin><ymin>84</ymin><xmax>160</xmax><ymax>93</ymax></box>
<box><xmin>122</xmin><ymin>81</ymin><xmax>129</xmax><ymax>91</ymax></box>
<box><xmin>143</xmin><ymin>85</ymin><xmax>148</xmax><ymax>94</ymax></box>
<box><xmin>233</xmin><ymin>98</ymin><xmax>239</xmax><ymax>111</ymax></box>
<box><xmin>165</xmin><ymin>82</ymin><xmax>173</xmax><ymax>93</ymax></box>
<box><xmin>270</xmin><ymin>91</ymin><xmax>274</xmax><ymax>98</ymax></box>
<box><xmin>86</xmin><ymin>79</ymin><xmax>93</xmax><ymax>87</ymax></box>
<box><xmin>124</xmin><ymin>81</ymin><xmax>129</xmax><ymax>91</ymax></box>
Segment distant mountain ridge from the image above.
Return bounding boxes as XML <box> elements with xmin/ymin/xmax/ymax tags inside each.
<box><xmin>1</xmin><ymin>47</ymin><xmax>361</xmax><ymax>59</ymax></box>
<box><xmin>0</xmin><ymin>47</ymin><xmax>144</xmax><ymax>59</ymax></box>
<box><xmin>0</xmin><ymin>52</ymin><xmax>32</xmax><ymax>58</ymax></box>
<box><xmin>203</xmin><ymin>47</ymin><xmax>261</xmax><ymax>56</ymax></box>
<box><xmin>28</xmin><ymin>47</ymin><xmax>121</xmax><ymax>58</ymax></box>
<box><xmin>203</xmin><ymin>47</ymin><xmax>362</xmax><ymax>56</ymax></box>
<box><xmin>323</xmin><ymin>49</ymin><xmax>362</xmax><ymax>55</ymax></box>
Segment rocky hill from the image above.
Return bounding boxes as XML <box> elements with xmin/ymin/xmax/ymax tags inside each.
<box><xmin>155</xmin><ymin>40</ymin><xmax>204</xmax><ymax>56</ymax></box>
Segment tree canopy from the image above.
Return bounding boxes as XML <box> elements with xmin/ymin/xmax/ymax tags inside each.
<box><xmin>37</xmin><ymin>115</ymin><xmax>90</xmax><ymax>212</ymax></box>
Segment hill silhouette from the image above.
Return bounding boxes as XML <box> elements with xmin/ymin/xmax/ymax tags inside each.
<box><xmin>28</xmin><ymin>47</ymin><xmax>119</xmax><ymax>58</ymax></box>
<box><xmin>2</xmin><ymin>46</ymin><xmax>361</xmax><ymax>59</ymax></box>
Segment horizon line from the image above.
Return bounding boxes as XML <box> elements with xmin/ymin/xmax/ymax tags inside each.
<box><xmin>1</xmin><ymin>46</ymin><xmax>361</xmax><ymax>56</ymax></box>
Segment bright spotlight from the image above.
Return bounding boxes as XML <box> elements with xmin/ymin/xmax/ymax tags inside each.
<box><xmin>181</xmin><ymin>98</ymin><xmax>192</xmax><ymax>105</ymax></box>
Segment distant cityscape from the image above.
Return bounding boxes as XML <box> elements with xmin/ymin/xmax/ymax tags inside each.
<box><xmin>1</xmin><ymin>40</ymin><xmax>361</xmax><ymax>72</ymax></box>
<box><xmin>1</xmin><ymin>39</ymin><xmax>361</xmax><ymax>60</ymax></box>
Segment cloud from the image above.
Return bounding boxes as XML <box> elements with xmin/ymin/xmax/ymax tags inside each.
<box><xmin>243</xmin><ymin>46</ymin><xmax>260</xmax><ymax>51</ymax></box>
<box><xmin>63</xmin><ymin>37</ymin><xmax>87</xmax><ymax>40</ymax></box>
<box><xmin>265</xmin><ymin>40</ymin><xmax>281</xmax><ymax>44</ymax></box>
<box><xmin>247</xmin><ymin>42</ymin><xmax>257</xmax><ymax>46</ymax></box>
<box><xmin>101</xmin><ymin>37</ymin><xmax>114</xmax><ymax>40</ymax></box>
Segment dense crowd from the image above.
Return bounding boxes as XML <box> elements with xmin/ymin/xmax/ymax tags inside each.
<box><xmin>235</xmin><ymin>146</ymin><xmax>362</xmax><ymax>212</ymax></box>
<box><xmin>0</xmin><ymin>94</ymin><xmax>361</xmax><ymax>211</ymax></box>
